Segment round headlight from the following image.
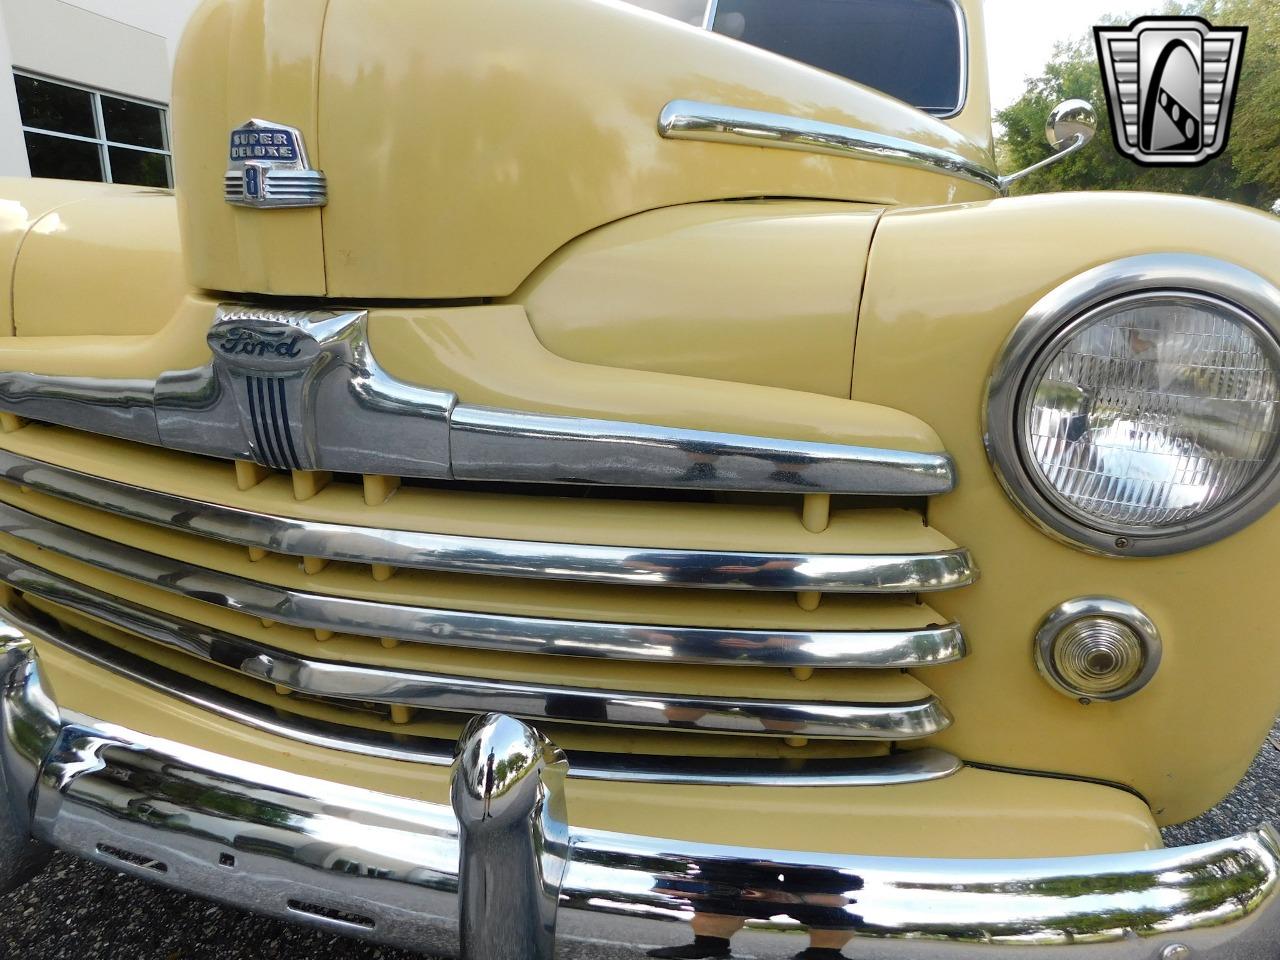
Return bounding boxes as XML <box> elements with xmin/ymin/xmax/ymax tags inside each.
<box><xmin>987</xmin><ymin>256</ymin><xmax>1280</xmax><ymax>556</ymax></box>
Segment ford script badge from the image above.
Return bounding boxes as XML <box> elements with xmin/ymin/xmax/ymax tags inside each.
<box><xmin>207</xmin><ymin>310</ymin><xmax>327</xmax><ymax>372</ymax></box>
<box><xmin>224</xmin><ymin>118</ymin><xmax>327</xmax><ymax>209</ymax></box>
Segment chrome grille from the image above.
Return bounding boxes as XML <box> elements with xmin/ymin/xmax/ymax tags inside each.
<box><xmin>0</xmin><ymin>405</ymin><xmax>976</xmax><ymax>781</ymax></box>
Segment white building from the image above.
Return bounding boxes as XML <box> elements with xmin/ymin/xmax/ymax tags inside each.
<box><xmin>0</xmin><ymin>0</ymin><xmax>201</xmax><ymax>185</ymax></box>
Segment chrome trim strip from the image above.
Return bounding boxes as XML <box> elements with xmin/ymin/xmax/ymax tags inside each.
<box><xmin>451</xmin><ymin>405</ymin><xmax>956</xmax><ymax>495</ymax></box>
<box><xmin>944</xmin><ymin>0</ymin><xmax>969</xmax><ymax>118</ymax></box>
<box><xmin>0</xmin><ymin>374</ymin><xmax>159</xmax><ymax>443</ymax></box>
<box><xmin>5</xmin><ymin>640</ymin><xmax>1280</xmax><ymax>958</ymax></box>
<box><xmin>998</xmin><ymin>130</ymin><xmax>1091</xmax><ymax>189</ymax></box>
<box><xmin>15</xmin><ymin>612</ymin><xmax>961</xmax><ymax>786</ymax></box>
<box><xmin>0</xmin><ymin>554</ymin><xmax>950</xmax><ymax>740</ymax></box>
<box><xmin>985</xmin><ymin>255</ymin><xmax>1280</xmax><ymax>557</ymax></box>
<box><xmin>658</xmin><ymin>99</ymin><xmax>1001</xmax><ymax>191</ymax></box>
<box><xmin>224</xmin><ymin>169</ymin><xmax>327</xmax><ymax>209</ymax></box>
<box><xmin>0</xmin><ymin>462</ymin><xmax>978</xmax><ymax>595</ymax></box>
<box><xmin>0</xmin><ymin>477</ymin><xmax>967</xmax><ymax>664</ymax></box>
<box><xmin>0</xmin><ymin>306</ymin><xmax>956</xmax><ymax>497</ymax></box>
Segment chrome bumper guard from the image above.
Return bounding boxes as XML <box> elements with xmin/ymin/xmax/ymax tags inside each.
<box><xmin>3</xmin><ymin>632</ymin><xmax>1279</xmax><ymax>959</ymax></box>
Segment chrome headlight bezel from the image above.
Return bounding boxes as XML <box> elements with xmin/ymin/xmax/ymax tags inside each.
<box><xmin>985</xmin><ymin>254</ymin><xmax>1280</xmax><ymax>557</ymax></box>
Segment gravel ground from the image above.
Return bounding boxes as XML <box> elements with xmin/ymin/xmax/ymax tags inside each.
<box><xmin>2</xmin><ymin>720</ymin><xmax>1277</xmax><ymax>960</ymax></box>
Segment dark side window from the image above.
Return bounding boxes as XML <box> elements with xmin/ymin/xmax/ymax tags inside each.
<box><xmin>709</xmin><ymin>0</ymin><xmax>965</xmax><ymax>115</ymax></box>
<box><xmin>14</xmin><ymin>73</ymin><xmax>173</xmax><ymax>187</ymax></box>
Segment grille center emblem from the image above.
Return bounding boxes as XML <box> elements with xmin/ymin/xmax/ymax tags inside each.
<box><xmin>1095</xmin><ymin>17</ymin><xmax>1247</xmax><ymax>167</ymax></box>
<box><xmin>197</xmin><ymin>307</ymin><xmax>453</xmax><ymax>475</ymax></box>
<box><xmin>209</xmin><ymin>319</ymin><xmax>315</xmax><ymax>365</ymax></box>
<box><xmin>224</xmin><ymin>118</ymin><xmax>328</xmax><ymax>209</ymax></box>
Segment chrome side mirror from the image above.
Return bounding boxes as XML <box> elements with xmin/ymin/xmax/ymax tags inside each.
<box><xmin>1045</xmin><ymin>99</ymin><xmax>1098</xmax><ymax>152</ymax></box>
<box><xmin>1000</xmin><ymin>99</ymin><xmax>1097</xmax><ymax>191</ymax></box>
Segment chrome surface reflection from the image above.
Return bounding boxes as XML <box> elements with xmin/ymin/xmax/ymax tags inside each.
<box><xmin>0</xmin><ymin>306</ymin><xmax>957</xmax><ymax>497</ymax></box>
<box><xmin>0</xmin><ymin>494</ymin><xmax>977</xmax><ymax>596</ymax></box>
<box><xmin>452</xmin><ymin>714</ymin><xmax>568</xmax><ymax>959</ymax></box>
<box><xmin>999</xmin><ymin>98</ymin><xmax>1097</xmax><ymax>188</ymax></box>
<box><xmin>0</xmin><ymin>630</ymin><xmax>55</xmax><ymax>891</ymax></box>
<box><xmin>451</xmin><ymin>405</ymin><xmax>956</xmax><ymax>496</ymax></box>
<box><xmin>19</xmin><ymin>609</ymin><xmax>961</xmax><ymax>788</ymax></box>
<box><xmin>657</xmin><ymin>99</ymin><xmax>1002</xmax><ymax>191</ymax></box>
<box><xmin>0</xmin><ymin>452</ymin><xmax>969</xmax><ymax>661</ymax></box>
<box><xmin>3</xmin><ymin>633</ymin><xmax>1280</xmax><ymax>957</ymax></box>
<box><xmin>0</xmin><ymin>551</ymin><xmax>950</xmax><ymax>741</ymax></box>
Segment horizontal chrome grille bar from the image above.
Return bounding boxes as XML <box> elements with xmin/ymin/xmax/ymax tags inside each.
<box><xmin>7</xmin><ymin>566</ymin><xmax>950</xmax><ymax>741</ymax></box>
<box><xmin>0</xmin><ymin>305</ymin><xmax>955</xmax><ymax>495</ymax></box>
<box><xmin>451</xmin><ymin>406</ymin><xmax>955</xmax><ymax>495</ymax></box>
<box><xmin>0</xmin><ymin>452</ymin><xmax>978</xmax><ymax>594</ymax></box>
<box><xmin>14</xmin><ymin>606</ymin><xmax>961</xmax><ymax>785</ymax></box>
<box><xmin>0</xmin><ymin>504</ymin><xmax>967</xmax><ymax>675</ymax></box>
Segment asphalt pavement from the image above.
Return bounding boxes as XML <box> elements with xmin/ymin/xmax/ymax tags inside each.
<box><xmin>2</xmin><ymin>718</ymin><xmax>1277</xmax><ymax>959</ymax></box>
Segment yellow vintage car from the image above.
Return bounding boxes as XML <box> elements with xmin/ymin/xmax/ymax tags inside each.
<box><xmin>0</xmin><ymin>0</ymin><xmax>1278</xmax><ymax>956</ymax></box>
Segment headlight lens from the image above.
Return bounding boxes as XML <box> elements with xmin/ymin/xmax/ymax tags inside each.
<box><xmin>1023</xmin><ymin>293</ymin><xmax>1280</xmax><ymax>530</ymax></box>
<box><xmin>986</xmin><ymin>256</ymin><xmax>1280</xmax><ymax>556</ymax></box>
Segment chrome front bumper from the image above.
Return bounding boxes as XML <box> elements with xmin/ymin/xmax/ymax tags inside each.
<box><xmin>3</xmin><ymin>632</ymin><xmax>1279</xmax><ymax>959</ymax></box>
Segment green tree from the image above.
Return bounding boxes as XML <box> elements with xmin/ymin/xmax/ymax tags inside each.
<box><xmin>996</xmin><ymin>0</ymin><xmax>1278</xmax><ymax>208</ymax></box>
<box><xmin>1220</xmin><ymin>0</ymin><xmax>1280</xmax><ymax>192</ymax></box>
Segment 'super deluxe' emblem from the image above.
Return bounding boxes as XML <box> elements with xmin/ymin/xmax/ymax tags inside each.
<box><xmin>1095</xmin><ymin>17</ymin><xmax>1246</xmax><ymax>167</ymax></box>
<box><xmin>224</xmin><ymin>118</ymin><xmax>327</xmax><ymax>208</ymax></box>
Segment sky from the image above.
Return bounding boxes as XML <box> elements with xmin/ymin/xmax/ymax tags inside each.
<box><xmin>984</xmin><ymin>0</ymin><xmax>1142</xmax><ymax>111</ymax></box>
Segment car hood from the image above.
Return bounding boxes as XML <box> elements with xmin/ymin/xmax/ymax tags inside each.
<box><xmin>174</xmin><ymin>0</ymin><xmax>998</xmax><ymax>300</ymax></box>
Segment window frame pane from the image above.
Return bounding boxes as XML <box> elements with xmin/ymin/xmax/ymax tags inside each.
<box><xmin>22</xmin><ymin>129</ymin><xmax>104</xmax><ymax>182</ymax></box>
<box><xmin>106</xmin><ymin>145</ymin><xmax>173</xmax><ymax>188</ymax></box>
<box><xmin>13</xmin><ymin>74</ymin><xmax>97</xmax><ymax>138</ymax></box>
<box><xmin>14</xmin><ymin>70</ymin><xmax>173</xmax><ymax>188</ymax></box>
<box><xmin>100</xmin><ymin>93</ymin><xmax>167</xmax><ymax>151</ymax></box>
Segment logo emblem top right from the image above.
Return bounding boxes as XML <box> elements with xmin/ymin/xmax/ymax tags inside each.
<box><xmin>1095</xmin><ymin>17</ymin><xmax>1247</xmax><ymax>167</ymax></box>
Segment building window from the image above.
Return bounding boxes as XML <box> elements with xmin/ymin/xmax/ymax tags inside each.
<box><xmin>14</xmin><ymin>73</ymin><xmax>172</xmax><ymax>188</ymax></box>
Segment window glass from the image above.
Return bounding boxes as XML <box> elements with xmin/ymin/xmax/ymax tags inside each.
<box><xmin>14</xmin><ymin>74</ymin><xmax>96</xmax><ymax>137</ymax></box>
<box><xmin>15</xmin><ymin>73</ymin><xmax>173</xmax><ymax>188</ymax></box>
<box><xmin>23</xmin><ymin>131</ymin><xmax>102</xmax><ymax>181</ymax></box>
<box><xmin>621</xmin><ymin>0</ymin><xmax>706</xmax><ymax>27</ymax></box>
<box><xmin>101</xmin><ymin>95</ymin><xmax>166</xmax><ymax>150</ymax></box>
<box><xmin>711</xmin><ymin>0</ymin><xmax>964</xmax><ymax>114</ymax></box>
<box><xmin>107</xmin><ymin>147</ymin><xmax>170</xmax><ymax>187</ymax></box>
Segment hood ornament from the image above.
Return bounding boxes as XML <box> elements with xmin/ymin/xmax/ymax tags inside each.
<box><xmin>224</xmin><ymin>118</ymin><xmax>327</xmax><ymax>209</ymax></box>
